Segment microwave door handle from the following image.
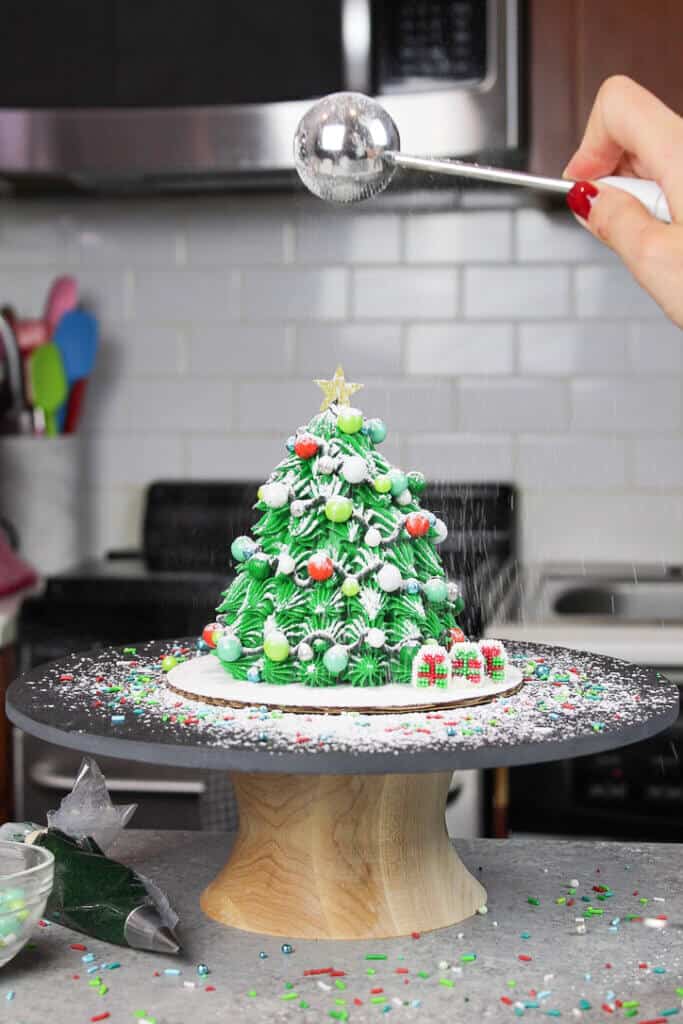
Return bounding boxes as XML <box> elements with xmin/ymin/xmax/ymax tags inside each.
<box><xmin>342</xmin><ymin>0</ymin><xmax>372</xmax><ymax>93</ymax></box>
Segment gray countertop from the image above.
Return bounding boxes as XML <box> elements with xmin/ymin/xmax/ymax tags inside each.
<box><xmin>2</xmin><ymin>830</ymin><xmax>682</xmax><ymax>1022</ymax></box>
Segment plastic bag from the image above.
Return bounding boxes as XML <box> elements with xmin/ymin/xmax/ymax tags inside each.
<box><xmin>47</xmin><ymin>757</ymin><xmax>137</xmax><ymax>851</ymax></box>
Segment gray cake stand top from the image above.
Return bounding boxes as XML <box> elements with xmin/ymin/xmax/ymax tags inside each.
<box><xmin>6</xmin><ymin>639</ymin><xmax>679</xmax><ymax>775</ymax></box>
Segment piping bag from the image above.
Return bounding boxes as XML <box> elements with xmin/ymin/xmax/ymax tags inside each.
<box><xmin>0</xmin><ymin>759</ymin><xmax>180</xmax><ymax>953</ymax></box>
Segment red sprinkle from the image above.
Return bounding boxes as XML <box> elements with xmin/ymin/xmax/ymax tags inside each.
<box><xmin>60</xmin><ymin>674</ymin><xmax>74</xmax><ymax>682</ymax></box>
<box><xmin>329</xmin><ymin>969</ymin><xmax>346</xmax><ymax>977</ymax></box>
<box><xmin>91</xmin><ymin>1015</ymin><xmax>110</xmax><ymax>1022</ymax></box>
<box><xmin>637</xmin><ymin>1019</ymin><xmax>667</xmax><ymax>1024</ymax></box>
<box><xmin>593</xmin><ymin>885</ymin><xmax>608</xmax><ymax>892</ymax></box>
<box><xmin>303</xmin><ymin>968</ymin><xmax>333</xmax><ymax>976</ymax></box>
<box><xmin>656</xmin><ymin>914</ymin><xmax>667</xmax><ymax>921</ymax></box>
<box><xmin>518</xmin><ymin>954</ymin><xmax>532</xmax><ymax>962</ymax></box>
<box><xmin>601</xmin><ymin>1004</ymin><xmax>614</xmax><ymax>1014</ymax></box>
<box><xmin>353</xmin><ymin>998</ymin><xmax>363</xmax><ymax>1007</ymax></box>
<box><xmin>72</xmin><ymin>975</ymin><xmax>80</xmax><ymax>980</ymax></box>
<box><xmin>501</xmin><ymin>996</ymin><xmax>513</xmax><ymax>1005</ymax></box>
<box><xmin>205</xmin><ymin>985</ymin><xmax>216</xmax><ymax>992</ymax></box>
<box><xmin>70</xmin><ymin>943</ymin><xmax>87</xmax><ymax>951</ymax></box>
<box><xmin>567</xmin><ymin>899</ymin><xmax>575</xmax><ymax>907</ymax></box>
<box><xmin>370</xmin><ymin>987</ymin><xmax>384</xmax><ymax>995</ymax></box>
<box><xmin>604</xmin><ymin>963</ymin><xmax>612</xmax><ymax>969</ymax></box>
<box><xmin>395</xmin><ymin>968</ymin><xmax>409</xmax><ymax>974</ymax></box>
<box><xmin>638</xmin><ymin>962</ymin><xmax>648</xmax><ymax>969</ymax></box>
<box><xmin>411</xmin><ymin>931</ymin><xmax>421</xmax><ymax>939</ymax></box>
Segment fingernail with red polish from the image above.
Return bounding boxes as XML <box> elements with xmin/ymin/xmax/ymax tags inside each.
<box><xmin>566</xmin><ymin>180</ymin><xmax>599</xmax><ymax>221</ymax></box>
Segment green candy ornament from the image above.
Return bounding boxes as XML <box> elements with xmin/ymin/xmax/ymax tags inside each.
<box><xmin>337</xmin><ymin>407</ymin><xmax>363</xmax><ymax>435</ymax></box>
<box><xmin>325</xmin><ymin>496</ymin><xmax>353</xmax><ymax>523</ymax></box>
<box><xmin>423</xmin><ymin>577</ymin><xmax>449</xmax><ymax>604</ymax></box>
<box><xmin>367</xmin><ymin>418</ymin><xmax>387</xmax><ymax>444</ymax></box>
<box><xmin>407</xmin><ymin>471</ymin><xmax>426</xmax><ymax>496</ymax></box>
<box><xmin>216</xmin><ymin>633</ymin><xmax>243</xmax><ymax>663</ymax></box>
<box><xmin>388</xmin><ymin>468</ymin><xmax>409</xmax><ymax>496</ymax></box>
<box><xmin>341</xmin><ymin>575</ymin><xmax>360</xmax><ymax>597</ymax></box>
<box><xmin>373</xmin><ymin>474</ymin><xmax>392</xmax><ymax>494</ymax></box>
<box><xmin>323</xmin><ymin>644</ymin><xmax>349</xmax><ymax>675</ymax></box>
<box><xmin>264</xmin><ymin>630</ymin><xmax>290</xmax><ymax>662</ymax></box>
<box><xmin>247</xmin><ymin>554</ymin><xmax>271</xmax><ymax>580</ymax></box>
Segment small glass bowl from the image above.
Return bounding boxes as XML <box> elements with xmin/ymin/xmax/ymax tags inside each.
<box><xmin>0</xmin><ymin>840</ymin><xmax>54</xmax><ymax>968</ymax></box>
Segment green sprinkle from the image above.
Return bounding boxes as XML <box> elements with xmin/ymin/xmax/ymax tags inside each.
<box><xmin>639</xmin><ymin>897</ymin><xmax>648</xmax><ymax>904</ymax></box>
<box><xmin>507</xmin><ymin>980</ymin><xmax>517</xmax><ymax>989</ymax></box>
<box><xmin>335</xmin><ymin>980</ymin><xmax>347</xmax><ymax>990</ymax></box>
<box><xmin>624</xmin><ymin>1010</ymin><xmax>638</xmax><ymax>1019</ymax></box>
<box><xmin>622</xmin><ymin>1000</ymin><xmax>640</xmax><ymax>1009</ymax></box>
<box><xmin>98</xmin><ymin>985</ymin><xmax>108</xmax><ymax>996</ymax></box>
<box><xmin>366</xmin><ymin>968</ymin><xmax>376</xmax><ymax>976</ymax></box>
<box><xmin>329</xmin><ymin>1012</ymin><xmax>348</xmax><ymax>1021</ymax></box>
<box><xmin>555</xmin><ymin>897</ymin><xmax>566</xmax><ymax>905</ymax></box>
<box><xmin>371</xmin><ymin>995</ymin><xmax>387</xmax><ymax>1004</ymax></box>
<box><xmin>334</xmin><ymin>998</ymin><xmax>346</xmax><ymax>1005</ymax></box>
<box><xmin>460</xmin><ymin>954</ymin><xmax>477</xmax><ymax>963</ymax></box>
<box><xmin>247</xmin><ymin>990</ymin><xmax>257</xmax><ymax>998</ymax></box>
<box><xmin>439</xmin><ymin>978</ymin><xmax>455</xmax><ymax>988</ymax></box>
<box><xmin>299</xmin><ymin>1002</ymin><xmax>309</xmax><ymax>1010</ymax></box>
<box><xmin>88</xmin><ymin>978</ymin><xmax>102</xmax><ymax>987</ymax></box>
<box><xmin>285</xmin><ymin>981</ymin><xmax>294</xmax><ymax>989</ymax></box>
<box><xmin>676</xmin><ymin>988</ymin><xmax>683</xmax><ymax>998</ymax></box>
<box><xmin>366</xmin><ymin>954</ymin><xmax>387</xmax><ymax>960</ymax></box>
<box><xmin>280</xmin><ymin>992</ymin><xmax>298</xmax><ymax>1001</ymax></box>
<box><xmin>417</xmin><ymin>971</ymin><xmax>430</xmax><ymax>979</ymax></box>
<box><xmin>528</xmin><ymin>897</ymin><xmax>540</xmax><ymax>906</ymax></box>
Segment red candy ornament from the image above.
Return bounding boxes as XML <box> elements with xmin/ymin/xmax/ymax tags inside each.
<box><xmin>202</xmin><ymin>623</ymin><xmax>221</xmax><ymax>648</ymax></box>
<box><xmin>294</xmin><ymin>433</ymin><xmax>319</xmax><ymax>459</ymax></box>
<box><xmin>308</xmin><ymin>551</ymin><xmax>334</xmax><ymax>581</ymax></box>
<box><xmin>405</xmin><ymin>511</ymin><xmax>431</xmax><ymax>538</ymax></box>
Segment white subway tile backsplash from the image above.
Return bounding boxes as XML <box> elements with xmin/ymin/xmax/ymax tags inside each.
<box><xmin>403</xmin><ymin>434</ymin><xmax>514</xmax><ymax>481</ymax></box>
<box><xmin>70</xmin><ymin>203</ymin><xmax>180</xmax><ymax>267</ymax></box>
<box><xmin>634</xmin><ymin>439</ymin><xmax>683</xmax><ymax>488</ymax></box>
<box><xmin>186</xmin><ymin>203</ymin><xmax>287</xmax><ymax>265</ymax></box>
<box><xmin>98</xmin><ymin>324</ymin><xmax>186</xmax><ymax>377</ymax></box>
<box><xmin>571</xmin><ymin>378</ymin><xmax>681</xmax><ymax>434</ymax></box>
<box><xmin>243</xmin><ymin>268</ymin><xmax>348</xmax><ymax>320</ymax></box>
<box><xmin>405</xmin><ymin>210</ymin><xmax>512</xmax><ymax>263</ymax></box>
<box><xmin>464</xmin><ymin>267</ymin><xmax>570</xmax><ymax>319</ymax></box>
<box><xmin>82</xmin><ymin>377</ymin><xmax>235</xmax><ymax>433</ymax></box>
<box><xmin>519</xmin><ymin>322</ymin><xmax>627</xmax><ymax>376</ymax></box>
<box><xmin>236</xmin><ymin>378</ymin><xmax>326</xmax><ymax>434</ymax></box>
<box><xmin>0</xmin><ymin>202</ymin><xmax>71</xmax><ymax>267</ymax></box>
<box><xmin>459</xmin><ymin>378</ymin><xmax>569</xmax><ymax>433</ymax></box>
<box><xmin>188</xmin><ymin>325</ymin><xmax>291</xmax><ymax>376</ymax></box>
<box><xmin>517</xmin><ymin>435</ymin><xmax>626</xmax><ymax>490</ymax></box>
<box><xmin>353</xmin><ymin>267</ymin><xmax>457</xmax><ymax>319</ymax></box>
<box><xmin>133</xmin><ymin>269</ymin><xmax>240</xmax><ymax>322</ymax></box>
<box><xmin>360</xmin><ymin>378</ymin><xmax>454</xmax><ymax>433</ymax></box>
<box><xmin>296</xmin><ymin>213</ymin><xmax>401</xmax><ymax>264</ymax></box>
<box><xmin>576</xmin><ymin>264</ymin><xmax>662</xmax><ymax>317</ymax></box>
<box><xmin>516</xmin><ymin>208</ymin><xmax>611</xmax><ymax>262</ymax></box>
<box><xmin>406</xmin><ymin>323</ymin><xmax>514</xmax><ymax>375</ymax></box>
<box><xmin>188</xmin><ymin>436</ymin><xmax>284</xmax><ymax>480</ymax></box>
<box><xmin>628</xmin><ymin>320</ymin><xmax>683</xmax><ymax>374</ymax></box>
<box><xmin>295</xmin><ymin>324</ymin><xmax>403</xmax><ymax>376</ymax></box>
<box><xmin>86</xmin><ymin>436</ymin><xmax>185</xmax><ymax>488</ymax></box>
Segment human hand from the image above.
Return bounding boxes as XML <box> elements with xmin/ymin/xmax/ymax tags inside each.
<box><xmin>563</xmin><ymin>75</ymin><xmax>683</xmax><ymax>327</ymax></box>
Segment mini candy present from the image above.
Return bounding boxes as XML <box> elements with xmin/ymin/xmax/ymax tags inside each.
<box><xmin>412</xmin><ymin>644</ymin><xmax>452</xmax><ymax>689</ymax></box>
<box><xmin>451</xmin><ymin>641</ymin><xmax>481</xmax><ymax>681</ymax></box>
<box><xmin>479</xmin><ymin>640</ymin><xmax>507</xmax><ymax>681</ymax></box>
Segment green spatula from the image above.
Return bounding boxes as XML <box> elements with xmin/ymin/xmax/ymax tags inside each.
<box><xmin>29</xmin><ymin>342</ymin><xmax>67</xmax><ymax>437</ymax></box>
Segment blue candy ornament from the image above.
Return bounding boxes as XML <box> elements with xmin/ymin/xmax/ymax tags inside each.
<box><xmin>231</xmin><ymin>535</ymin><xmax>256</xmax><ymax>562</ymax></box>
<box><xmin>368</xmin><ymin>418</ymin><xmax>387</xmax><ymax>444</ymax></box>
<box><xmin>216</xmin><ymin>634</ymin><xmax>243</xmax><ymax>663</ymax></box>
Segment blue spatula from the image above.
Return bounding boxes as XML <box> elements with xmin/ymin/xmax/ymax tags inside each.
<box><xmin>54</xmin><ymin>309</ymin><xmax>98</xmax><ymax>431</ymax></box>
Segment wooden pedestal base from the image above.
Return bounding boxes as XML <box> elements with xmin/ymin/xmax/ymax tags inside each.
<box><xmin>200</xmin><ymin>771</ymin><xmax>487</xmax><ymax>940</ymax></box>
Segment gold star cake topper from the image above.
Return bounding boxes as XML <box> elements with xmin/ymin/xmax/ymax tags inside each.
<box><xmin>315</xmin><ymin>365</ymin><xmax>363</xmax><ymax>411</ymax></box>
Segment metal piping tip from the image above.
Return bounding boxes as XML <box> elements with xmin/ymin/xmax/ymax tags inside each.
<box><xmin>125</xmin><ymin>905</ymin><xmax>181</xmax><ymax>954</ymax></box>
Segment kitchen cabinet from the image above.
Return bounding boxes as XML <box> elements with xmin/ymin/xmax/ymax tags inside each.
<box><xmin>529</xmin><ymin>1</ymin><xmax>683</xmax><ymax>175</ymax></box>
<box><xmin>0</xmin><ymin>644</ymin><xmax>15</xmax><ymax>823</ymax></box>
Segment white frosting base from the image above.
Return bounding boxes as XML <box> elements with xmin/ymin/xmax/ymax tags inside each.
<box><xmin>167</xmin><ymin>654</ymin><xmax>523</xmax><ymax>710</ymax></box>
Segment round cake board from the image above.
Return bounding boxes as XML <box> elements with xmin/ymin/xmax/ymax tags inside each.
<box><xmin>166</xmin><ymin>653</ymin><xmax>524</xmax><ymax>714</ymax></box>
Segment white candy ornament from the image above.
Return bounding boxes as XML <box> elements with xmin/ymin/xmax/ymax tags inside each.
<box><xmin>365</xmin><ymin>526</ymin><xmax>382</xmax><ymax>548</ymax></box>
<box><xmin>277</xmin><ymin>553</ymin><xmax>296</xmax><ymax>575</ymax></box>
<box><xmin>298</xmin><ymin>642</ymin><xmax>314</xmax><ymax>662</ymax></box>
<box><xmin>317</xmin><ymin>455</ymin><xmax>335</xmax><ymax>475</ymax></box>
<box><xmin>395</xmin><ymin>489</ymin><xmax>412</xmax><ymax>506</ymax></box>
<box><xmin>447</xmin><ymin>581</ymin><xmax>461</xmax><ymax>602</ymax></box>
<box><xmin>377</xmin><ymin>563</ymin><xmax>402</xmax><ymax>592</ymax></box>
<box><xmin>261</xmin><ymin>482</ymin><xmax>289</xmax><ymax>509</ymax></box>
<box><xmin>341</xmin><ymin>455</ymin><xmax>367</xmax><ymax>484</ymax></box>
<box><xmin>366</xmin><ymin>627</ymin><xmax>386</xmax><ymax>648</ymax></box>
<box><xmin>290</xmin><ymin>500</ymin><xmax>306</xmax><ymax>518</ymax></box>
<box><xmin>433</xmin><ymin>518</ymin><xmax>448</xmax><ymax>543</ymax></box>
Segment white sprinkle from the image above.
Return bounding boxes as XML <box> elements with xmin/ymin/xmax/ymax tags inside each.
<box><xmin>569</xmin><ymin>879</ymin><xmax>579</xmax><ymax>888</ymax></box>
<box><xmin>477</xmin><ymin>905</ymin><xmax>488</xmax><ymax>915</ymax></box>
<box><xmin>317</xmin><ymin>981</ymin><xmax>331</xmax><ymax>991</ymax></box>
<box><xmin>183</xmin><ymin>981</ymin><xmax>197</xmax><ymax>989</ymax></box>
<box><xmin>438</xmin><ymin>961</ymin><xmax>449</xmax><ymax>970</ymax></box>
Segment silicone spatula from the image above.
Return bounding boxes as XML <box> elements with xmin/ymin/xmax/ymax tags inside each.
<box><xmin>44</xmin><ymin>275</ymin><xmax>78</xmax><ymax>335</ymax></box>
<box><xmin>29</xmin><ymin>342</ymin><xmax>68</xmax><ymax>437</ymax></box>
<box><xmin>54</xmin><ymin>309</ymin><xmax>98</xmax><ymax>432</ymax></box>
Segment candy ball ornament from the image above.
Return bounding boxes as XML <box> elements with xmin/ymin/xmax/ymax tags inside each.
<box><xmin>377</xmin><ymin>563</ymin><xmax>402</xmax><ymax>592</ymax></box>
<box><xmin>247</xmin><ymin>665</ymin><xmax>262</xmax><ymax>683</ymax></box>
<box><xmin>308</xmin><ymin>551</ymin><xmax>334</xmax><ymax>581</ymax></box>
<box><xmin>231</xmin><ymin>535</ymin><xmax>256</xmax><ymax>562</ymax></box>
<box><xmin>202</xmin><ymin>622</ymin><xmax>221</xmax><ymax>648</ymax></box>
<box><xmin>290</xmin><ymin>500</ymin><xmax>306</xmax><ymax>519</ymax></box>
<box><xmin>247</xmin><ymin>554</ymin><xmax>271</xmax><ymax>580</ymax></box>
<box><xmin>323</xmin><ymin>644</ymin><xmax>349</xmax><ymax>675</ymax></box>
<box><xmin>395</xmin><ymin>488</ymin><xmax>412</xmax><ymax>506</ymax></box>
<box><xmin>337</xmin><ymin>407</ymin><xmax>363</xmax><ymax>435</ymax></box>
<box><xmin>261</xmin><ymin>482</ymin><xmax>289</xmax><ymax>508</ymax></box>
<box><xmin>447</xmin><ymin>581</ymin><xmax>461</xmax><ymax>602</ymax></box>
<box><xmin>297</xmin><ymin>642</ymin><xmax>314</xmax><ymax>662</ymax></box>
<box><xmin>432</xmin><ymin>518</ymin><xmax>448</xmax><ymax>543</ymax></box>
<box><xmin>277</xmin><ymin>553</ymin><xmax>296</xmax><ymax>575</ymax></box>
<box><xmin>423</xmin><ymin>577</ymin><xmax>449</xmax><ymax>604</ymax></box>
<box><xmin>294</xmin><ymin>433</ymin><xmax>318</xmax><ymax>459</ymax></box>
<box><xmin>373</xmin><ymin>474</ymin><xmax>392</xmax><ymax>494</ymax></box>
<box><xmin>216</xmin><ymin>633</ymin><xmax>243</xmax><ymax>663</ymax></box>
<box><xmin>317</xmin><ymin>455</ymin><xmax>335</xmax><ymax>475</ymax></box>
<box><xmin>286</xmin><ymin>435</ymin><xmax>296</xmax><ymax>453</ymax></box>
<box><xmin>405</xmin><ymin>511</ymin><xmax>431</xmax><ymax>538</ymax></box>
<box><xmin>367</xmin><ymin>418</ymin><xmax>387</xmax><ymax>444</ymax></box>
<box><xmin>388</xmin><ymin>469</ymin><xmax>408</xmax><ymax>496</ymax></box>
<box><xmin>325</xmin><ymin>496</ymin><xmax>353</xmax><ymax>523</ymax></box>
<box><xmin>341</xmin><ymin>455</ymin><xmax>367</xmax><ymax>484</ymax></box>
<box><xmin>264</xmin><ymin>631</ymin><xmax>290</xmax><ymax>662</ymax></box>
<box><xmin>365</xmin><ymin>526</ymin><xmax>382</xmax><ymax>548</ymax></box>
<box><xmin>341</xmin><ymin>575</ymin><xmax>360</xmax><ymax>597</ymax></box>
<box><xmin>404</xmin><ymin>578</ymin><xmax>420</xmax><ymax>595</ymax></box>
<box><xmin>407</xmin><ymin>470</ymin><xmax>426</xmax><ymax>496</ymax></box>
<box><xmin>366</xmin><ymin>627</ymin><xmax>386</xmax><ymax>648</ymax></box>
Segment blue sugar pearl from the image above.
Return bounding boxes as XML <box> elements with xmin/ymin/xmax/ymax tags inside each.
<box><xmin>247</xmin><ymin>666</ymin><xmax>261</xmax><ymax>683</ymax></box>
<box><xmin>281</xmin><ymin>943</ymin><xmax>294</xmax><ymax>954</ymax></box>
<box><xmin>286</xmin><ymin>435</ymin><xmax>296</xmax><ymax>452</ymax></box>
<box><xmin>447</xmin><ymin>727</ymin><xmax>457</xmax><ymax>737</ymax></box>
<box><xmin>404</xmin><ymin>578</ymin><xmax>420</xmax><ymax>595</ymax></box>
<box><xmin>196</xmin><ymin>638</ymin><xmax>211</xmax><ymax>652</ymax></box>
<box><xmin>258</xmin><ymin>951</ymin><xmax>268</xmax><ymax>959</ymax></box>
<box><xmin>197</xmin><ymin>964</ymin><xmax>210</xmax><ymax>977</ymax></box>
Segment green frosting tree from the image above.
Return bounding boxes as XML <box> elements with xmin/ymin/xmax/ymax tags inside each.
<box><xmin>203</xmin><ymin>368</ymin><xmax>464</xmax><ymax>687</ymax></box>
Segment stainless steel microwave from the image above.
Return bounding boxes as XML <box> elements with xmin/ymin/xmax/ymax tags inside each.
<box><xmin>0</xmin><ymin>0</ymin><xmax>521</xmax><ymax>193</ymax></box>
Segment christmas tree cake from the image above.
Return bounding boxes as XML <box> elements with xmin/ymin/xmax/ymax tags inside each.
<box><xmin>192</xmin><ymin>368</ymin><xmax>511</xmax><ymax>703</ymax></box>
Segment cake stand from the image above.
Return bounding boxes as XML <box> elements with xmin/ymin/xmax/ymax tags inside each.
<box><xmin>6</xmin><ymin>640</ymin><xmax>678</xmax><ymax>942</ymax></box>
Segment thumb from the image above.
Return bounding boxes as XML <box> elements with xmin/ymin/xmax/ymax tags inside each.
<box><xmin>566</xmin><ymin>179</ymin><xmax>670</xmax><ymax>282</ymax></box>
